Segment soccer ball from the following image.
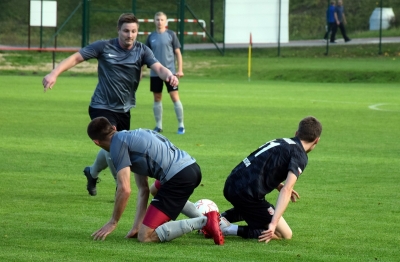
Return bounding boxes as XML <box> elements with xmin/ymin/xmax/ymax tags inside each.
<box><xmin>194</xmin><ymin>199</ymin><xmax>219</xmax><ymax>215</ymax></box>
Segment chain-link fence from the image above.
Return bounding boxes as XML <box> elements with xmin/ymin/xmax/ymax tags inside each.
<box><xmin>0</xmin><ymin>0</ymin><xmax>399</xmax><ymax>53</ymax></box>
<box><xmin>0</xmin><ymin>0</ymin><xmax>225</xmax><ymax>48</ymax></box>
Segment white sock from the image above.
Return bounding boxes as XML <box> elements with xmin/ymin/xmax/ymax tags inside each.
<box><xmin>89</xmin><ymin>149</ymin><xmax>109</xmax><ymax>179</ymax></box>
<box><xmin>104</xmin><ymin>151</ymin><xmax>117</xmax><ymax>182</ymax></box>
<box><xmin>155</xmin><ymin>217</ymin><xmax>207</xmax><ymax>242</ymax></box>
<box><xmin>181</xmin><ymin>201</ymin><xmax>203</xmax><ymax>218</ymax></box>
<box><xmin>174</xmin><ymin>101</ymin><xmax>184</xmax><ymax>128</ymax></box>
<box><xmin>225</xmin><ymin>224</ymin><xmax>239</xmax><ymax>236</ymax></box>
<box><xmin>153</xmin><ymin>101</ymin><xmax>163</xmax><ymax>128</ymax></box>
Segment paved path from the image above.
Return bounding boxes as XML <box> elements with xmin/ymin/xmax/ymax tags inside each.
<box><xmin>184</xmin><ymin>37</ymin><xmax>400</xmax><ymax>50</ymax></box>
<box><xmin>1</xmin><ymin>37</ymin><xmax>399</xmax><ymax>52</ymax></box>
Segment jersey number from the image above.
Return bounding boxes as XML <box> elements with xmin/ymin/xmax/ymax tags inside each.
<box><xmin>242</xmin><ymin>141</ymin><xmax>280</xmax><ymax>167</ymax></box>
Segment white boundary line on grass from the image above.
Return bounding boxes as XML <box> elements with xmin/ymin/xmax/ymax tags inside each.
<box><xmin>368</xmin><ymin>103</ymin><xmax>399</xmax><ymax>112</ymax></box>
<box><xmin>311</xmin><ymin>100</ymin><xmax>399</xmax><ymax>112</ymax></box>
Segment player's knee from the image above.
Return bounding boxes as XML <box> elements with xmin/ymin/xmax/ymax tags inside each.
<box><xmin>275</xmin><ymin>227</ymin><xmax>292</xmax><ymax>240</ymax></box>
<box><xmin>153</xmin><ymin>93</ymin><xmax>162</xmax><ymax>101</ymax></box>
<box><xmin>284</xmin><ymin>231</ymin><xmax>292</xmax><ymax>240</ymax></box>
<box><xmin>280</xmin><ymin>229</ymin><xmax>293</xmax><ymax>240</ymax></box>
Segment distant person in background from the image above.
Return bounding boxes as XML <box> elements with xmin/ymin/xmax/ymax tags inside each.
<box><xmin>145</xmin><ymin>11</ymin><xmax>185</xmax><ymax>135</ymax></box>
<box><xmin>336</xmin><ymin>0</ymin><xmax>351</xmax><ymax>42</ymax></box>
<box><xmin>42</xmin><ymin>13</ymin><xmax>179</xmax><ymax>197</ymax></box>
<box><xmin>323</xmin><ymin>0</ymin><xmax>338</xmax><ymax>43</ymax></box>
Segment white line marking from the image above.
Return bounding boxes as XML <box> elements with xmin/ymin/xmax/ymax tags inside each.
<box><xmin>369</xmin><ymin>103</ymin><xmax>387</xmax><ymax>111</ymax></box>
<box><xmin>312</xmin><ymin>100</ymin><xmax>399</xmax><ymax>112</ymax></box>
<box><xmin>311</xmin><ymin>100</ymin><xmax>360</xmax><ymax>104</ymax></box>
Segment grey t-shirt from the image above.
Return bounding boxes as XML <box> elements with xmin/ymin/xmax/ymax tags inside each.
<box><xmin>145</xmin><ymin>30</ymin><xmax>181</xmax><ymax>77</ymax></box>
<box><xmin>110</xmin><ymin>129</ymin><xmax>196</xmax><ymax>184</ymax></box>
<box><xmin>336</xmin><ymin>6</ymin><xmax>345</xmax><ymax>22</ymax></box>
<box><xmin>79</xmin><ymin>38</ymin><xmax>158</xmax><ymax>112</ymax></box>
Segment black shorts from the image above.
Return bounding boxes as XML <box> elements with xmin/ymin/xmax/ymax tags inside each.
<box><xmin>223</xmin><ymin>187</ymin><xmax>275</xmax><ymax>229</ymax></box>
<box><xmin>150</xmin><ymin>76</ymin><xmax>179</xmax><ymax>93</ymax></box>
<box><xmin>88</xmin><ymin>106</ymin><xmax>131</xmax><ymax>131</ymax></box>
<box><xmin>151</xmin><ymin>163</ymin><xmax>202</xmax><ymax>220</ymax></box>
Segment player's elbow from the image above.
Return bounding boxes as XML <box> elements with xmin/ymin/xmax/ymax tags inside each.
<box><xmin>280</xmin><ymin>186</ymin><xmax>293</xmax><ymax>197</ymax></box>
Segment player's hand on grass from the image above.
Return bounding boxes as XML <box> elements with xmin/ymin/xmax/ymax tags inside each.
<box><xmin>125</xmin><ymin>228</ymin><xmax>139</xmax><ymax>238</ymax></box>
<box><xmin>42</xmin><ymin>74</ymin><xmax>57</xmax><ymax>92</ymax></box>
<box><xmin>258</xmin><ymin>224</ymin><xmax>276</xmax><ymax>243</ymax></box>
<box><xmin>91</xmin><ymin>220</ymin><xmax>117</xmax><ymax>241</ymax></box>
<box><xmin>291</xmin><ymin>189</ymin><xmax>300</xmax><ymax>202</ymax></box>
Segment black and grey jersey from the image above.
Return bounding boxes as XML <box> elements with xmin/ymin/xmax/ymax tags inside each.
<box><xmin>224</xmin><ymin>137</ymin><xmax>308</xmax><ymax>200</ymax></box>
<box><xmin>79</xmin><ymin>38</ymin><xmax>158</xmax><ymax>113</ymax></box>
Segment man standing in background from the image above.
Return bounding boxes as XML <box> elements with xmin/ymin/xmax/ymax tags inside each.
<box><xmin>323</xmin><ymin>0</ymin><xmax>338</xmax><ymax>43</ymax></box>
<box><xmin>336</xmin><ymin>0</ymin><xmax>351</xmax><ymax>42</ymax></box>
<box><xmin>145</xmin><ymin>12</ymin><xmax>185</xmax><ymax>135</ymax></box>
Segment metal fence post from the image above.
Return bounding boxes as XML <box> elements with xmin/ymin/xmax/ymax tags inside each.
<box><xmin>82</xmin><ymin>0</ymin><xmax>89</xmax><ymax>47</ymax></box>
<box><xmin>132</xmin><ymin>0</ymin><xmax>136</xmax><ymax>15</ymax></box>
<box><xmin>379</xmin><ymin>0</ymin><xmax>383</xmax><ymax>55</ymax></box>
<box><xmin>278</xmin><ymin>0</ymin><xmax>281</xmax><ymax>57</ymax></box>
<box><xmin>325</xmin><ymin>0</ymin><xmax>330</xmax><ymax>55</ymax></box>
<box><xmin>179</xmin><ymin>0</ymin><xmax>185</xmax><ymax>53</ymax></box>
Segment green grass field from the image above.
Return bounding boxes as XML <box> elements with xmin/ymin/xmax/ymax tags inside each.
<box><xmin>1</xmin><ymin>70</ymin><xmax>399</xmax><ymax>261</ymax></box>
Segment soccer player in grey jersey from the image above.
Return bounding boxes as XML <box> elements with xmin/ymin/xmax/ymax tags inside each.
<box><xmin>145</xmin><ymin>12</ymin><xmax>185</xmax><ymax>134</ymax></box>
<box><xmin>220</xmin><ymin>116</ymin><xmax>322</xmax><ymax>243</ymax></box>
<box><xmin>86</xmin><ymin>117</ymin><xmax>224</xmax><ymax>245</ymax></box>
<box><xmin>42</xmin><ymin>13</ymin><xmax>179</xmax><ymax>196</ymax></box>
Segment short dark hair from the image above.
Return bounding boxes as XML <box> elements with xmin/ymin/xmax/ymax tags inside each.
<box><xmin>87</xmin><ymin>117</ymin><xmax>115</xmax><ymax>141</ymax></box>
<box><xmin>296</xmin><ymin>116</ymin><xmax>322</xmax><ymax>142</ymax></box>
<box><xmin>117</xmin><ymin>13</ymin><xmax>139</xmax><ymax>30</ymax></box>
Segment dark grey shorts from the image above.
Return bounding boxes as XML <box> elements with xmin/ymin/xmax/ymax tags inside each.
<box><xmin>150</xmin><ymin>76</ymin><xmax>179</xmax><ymax>93</ymax></box>
<box><xmin>223</xmin><ymin>188</ymin><xmax>275</xmax><ymax>229</ymax></box>
<box><xmin>88</xmin><ymin>106</ymin><xmax>131</xmax><ymax>131</ymax></box>
<box><xmin>151</xmin><ymin>163</ymin><xmax>202</xmax><ymax>220</ymax></box>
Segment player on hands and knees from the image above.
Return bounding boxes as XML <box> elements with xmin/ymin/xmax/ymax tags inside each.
<box><xmin>87</xmin><ymin>117</ymin><xmax>223</xmax><ymax>245</ymax></box>
<box><xmin>219</xmin><ymin>116</ymin><xmax>322</xmax><ymax>243</ymax></box>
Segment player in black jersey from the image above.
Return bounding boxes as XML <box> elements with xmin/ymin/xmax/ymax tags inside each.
<box><xmin>220</xmin><ymin>116</ymin><xmax>322</xmax><ymax>243</ymax></box>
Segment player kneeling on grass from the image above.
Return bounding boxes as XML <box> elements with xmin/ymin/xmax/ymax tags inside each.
<box><xmin>219</xmin><ymin>116</ymin><xmax>322</xmax><ymax>243</ymax></box>
<box><xmin>87</xmin><ymin>117</ymin><xmax>224</xmax><ymax>245</ymax></box>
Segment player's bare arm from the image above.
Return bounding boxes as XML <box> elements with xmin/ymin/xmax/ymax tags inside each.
<box><xmin>174</xmin><ymin>48</ymin><xmax>184</xmax><ymax>78</ymax></box>
<box><xmin>276</xmin><ymin>183</ymin><xmax>300</xmax><ymax>202</ymax></box>
<box><xmin>259</xmin><ymin>171</ymin><xmax>297</xmax><ymax>243</ymax></box>
<box><xmin>92</xmin><ymin>167</ymin><xmax>131</xmax><ymax>241</ymax></box>
<box><xmin>42</xmin><ymin>52</ymin><xmax>84</xmax><ymax>92</ymax></box>
<box><xmin>150</xmin><ymin>62</ymin><xmax>179</xmax><ymax>86</ymax></box>
<box><xmin>126</xmin><ymin>173</ymin><xmax>149</xmax><ymax>238</ymax></box>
